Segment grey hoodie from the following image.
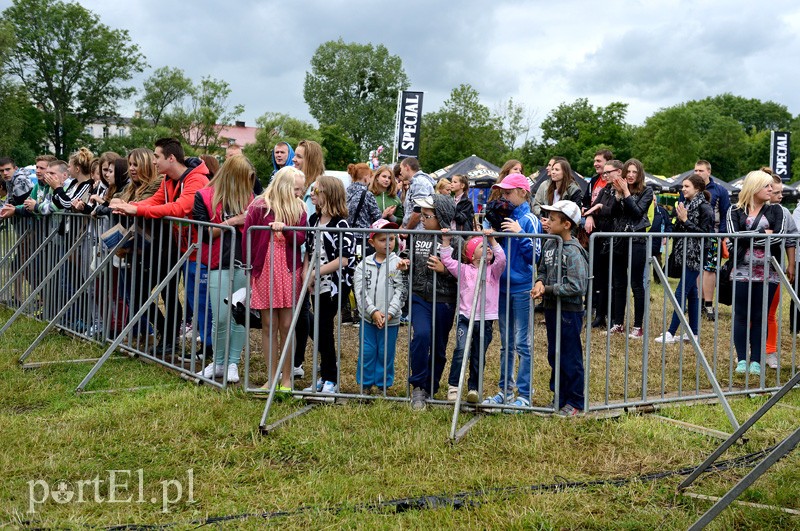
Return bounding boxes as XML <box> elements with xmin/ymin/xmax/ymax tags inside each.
<box><xmin>536</xmin><ymin>237</ymin><xmax>588</xmax><ymax>312</ymax></box>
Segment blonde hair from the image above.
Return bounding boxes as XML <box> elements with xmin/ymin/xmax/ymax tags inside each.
<box><xmin>209</xmin><ymin>154</ymin><xmax>254</xmax><ymax>216</ymax></box>
<box><xmin>124</xmin><ymin>148</ymin><xmax>160</xmax><ymax>202</ymax></box>
<box><xmin>369</xmin><ymin>165</ymin><xmax>397</xmax><ymax>196</ymax></box>
<box><xmin>69</xmin><ymin>147</ymin><xmax>94</xmax><ymax>175</ymax></box>
<box><xmin>436</xmin><ymin>178</ymin><xmax>451</xmax><ymax>194</ymax></box>
<box><xmin>297</xmin><ymin>140</ymin><xmax>325</xmax><ymax>190</ymax></box>
<box><xmin>736</xmin><ymin>170</ymin><xmax>773</xmax><ymax>211</ymax></box>
<box><xmin>316</xmin><ymin>175</ymin><xmax>348</xmax><ymax>218</ymax></box>
<box><xmin>260</xmin><ymin>166</ymin><xmax>306</xmax><ymax>224</ymax></box>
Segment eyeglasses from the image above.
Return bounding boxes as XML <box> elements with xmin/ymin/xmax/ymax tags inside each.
<box><xmin>602</xmin><ymin>169</ymin><xmax>620</xmax><ymax>177</ymax></box>
<box><xmin>311</xmin><ymin>187</ymin><xmax>323</xmax><ymax>195</ymax></box>
<box><xmin>421</xmin><ymin>213</ymin><xmax>435</xmax><ymax>220</ymax></box>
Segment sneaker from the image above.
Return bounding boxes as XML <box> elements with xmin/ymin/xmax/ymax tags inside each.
<box><xmin>179</xmin><ymin>322</ymin><xmax>193</xmax><ymax>338</ymax></box>
<box><xmin>505</xmin><ymin>396</ymin><xmax>530</xmax><ymax>413</ymax></box>
<box><xmin>303</xmin><ymin>378</ymin><xmax>323</xmax><ymax>392</ymax></box>
<box><xmin>226</xmin><ymin>363</ymin><xmax>239</xmax><ymax>383</ymax></box>
<box><xmin>654</xmin><ymin>331</ymin><xmax>679</xmax><ymax>344</ymax></box>
<box><xmin>628</xmin><ymin>327</ymin><xmax>643</xmax><ymax>339</ymax></box>
<box><xmin>320</xmin><ymin>380</ymin><xmax>338</xmax><ymax>394</ymax></box>
<box><xmin>466</xmin><ymin>389</ymin><xmax>479</xmax><ymax>404</ymax></box>
<box><xmin>447</xmin><ymin>385</ymin><xmax>459</xmax><ymax>401</ymax></box>
<box><xmin>604</xmin><ymin>324</ymin><xmax>625</xmax><ymax>335</ymax></box>
<box><xmin>410</xmin><ymin>387</ymin><xmax>428</xmax><ymax>411</ymax></box>
<box><xmin>748</xmin><ymin>361</ymin><xmax>761</xmax><ymax>376</ymax></box>
<box><xmin>765</xmin><ymin>353</ymin><xmax>778</xmax><ymax>369</ymax></box>
<box><xmin>703</xmin><ymin>305</ymin><xmax>716</xmax><ymax>321</ymax></box>
<box><xmin>591</xmin><ymin>316</ymin><xmax>607</xmax><ymax>329</ymax></box>
<box><xmin>735</xmin><ymin>360</ymin><xmax>747</xmax><ymax>374</ymax></box>
<box><xmin>197</xmin><ymin>362</ymin><xmax>224</xmax><ymax>379</ymax></box>
<box><xmin>557</xmin><ymin>404</ymin><xmax>581</xmax><ymax>417</ymax></box>
<box><xmin>293</xmin><ymin>365</ymin><xmax>305</xmax><ymax>379</ymax></box>
<box><xmin>681</xmin><ymin>333</ymin><xmax>698</xmax><ymax>343</ymax></box>
<box><xmin>482</xmin><ymin>391</ymin><xmax>515</xmax><ymax>406</ymax></box>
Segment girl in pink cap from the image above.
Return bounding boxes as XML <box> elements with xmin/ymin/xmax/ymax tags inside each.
<box><xmin>439</xmin><ymin>229</ymin><xmax>506</xmax><ymax>403</ymax></box>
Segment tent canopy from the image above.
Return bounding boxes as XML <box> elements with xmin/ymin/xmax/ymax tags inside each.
<box><xmin>432</xmin><ymin>155</ymin><xmax>500</xmax><ymax>183</ymax></box>
<box><xmin>669</xmin><ymin>170</ymin><xmax>734</xmax><ymax>193</ymax></box>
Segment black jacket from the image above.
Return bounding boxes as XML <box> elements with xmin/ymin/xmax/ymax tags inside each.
<box><xmin>453</xmin><ymin>195</ymin><xmax>475</xmax><ymax>233</ymax></box>
<box><xmin>726</xmin><ymin>203</ymin><xmax>786</xmax><ymax>263</ymax></box>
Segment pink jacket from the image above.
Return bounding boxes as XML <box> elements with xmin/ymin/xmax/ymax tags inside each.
<box><xmin>440</xmin><ymin>242</ymin><xmax>505</xmax><ymax>320</ymax></box>
<box><xmin>243</xmin><ymin>198</ymin><xmax>307</xmax><ymax>278</ymax></box>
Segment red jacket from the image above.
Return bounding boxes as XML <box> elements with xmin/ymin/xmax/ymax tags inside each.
<box><xmin>133</xmin><ymin>159</ymin><xmax>210</xmax><ymax>257</ymax></box>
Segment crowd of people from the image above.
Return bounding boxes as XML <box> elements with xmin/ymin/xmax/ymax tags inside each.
<box><xmin>0</xmin><ymin>141</ymin><xmax>795</xmax><ymax>414</ymax></box>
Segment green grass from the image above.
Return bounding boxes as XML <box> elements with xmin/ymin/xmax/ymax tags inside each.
<box><xmin>1</xmin><ymin>308</ymin><xmax>798</xmax><ymax>529</ymax></box>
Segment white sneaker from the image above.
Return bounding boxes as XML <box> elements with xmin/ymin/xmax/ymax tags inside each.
<box><xmin>681</xmin><ymin>333</ymin><xmax>698</xmax><ymax>343</ymax></box>
<box><xmin>226</xmin><ymin>363</ymin><xmax>239</xmax><ymax>383</ymax></box>
<box><xmin>197</xmin><ymin>362</ymin><xmax>224</xmax><ymax>379</ymax></box>
<box><xmin>766</xmin><ymin>353</ymin><xmax>778</xmax><ymax>369</ymax></box>
<box><xmin>293</xmin><ymin>365</ymin><xmax>305</xmax><ymax>378</ymax></box>
<box><xmin>303</xmin><ymin>378</ymin><xmax>323</xmax><ymax>392</ymax></box>
<box><xmin>321</xmin><ymin>380</ymin><xmax>338</xmax><ymax>394</ymax></box>
<box><xmin>447</xmin><ymin>385</ymin><xmax>459</xmax><ymax>401</ymax></box>
<box><xmin>654</xmin><ymin>331</ymin><xmax>679</xmax><ymax>344</ymax></box>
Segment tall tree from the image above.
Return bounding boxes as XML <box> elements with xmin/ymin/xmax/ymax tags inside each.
<box><xmin>418</xmin><ymin>84</ymin><xmax>504</xmax><ymax>172</ymax></box>
<box><xmin>166</xmin><ymin>76</ymin><xmax>244</xmax><ymax>154</ymax></box>
<box><xmin>320</xmin><ymin>124</ymin><xmax>359</xmax><ymax>170</ymax></box>
<box><xmin>138</xmin><ymin>66</ymin><xmax>193</xmax><ymax>127</ymax></box>
<box><xmin>538</xmin><ymin>98</ymin><xmax>632</xmax><ymax>176</ymax></box>
<box><xmin>244</xmin><ymin>112</ymin><xmax>320</xmax><ymax>181</ymax></box>
<box><xmin>304</xmin><ymin>39</ymin><xmax>409</xmax><ymax>155</ymax></box>
<box><xmin>1</xmin><ymin>0</ymin><xmax>146</xmax><ymax>158</ymax></box>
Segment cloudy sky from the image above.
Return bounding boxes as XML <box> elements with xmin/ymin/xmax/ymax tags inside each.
<box><xmin>4</xmin><ymin>0</ymin><xmax>799</xmax><ymax>137</ymax></box>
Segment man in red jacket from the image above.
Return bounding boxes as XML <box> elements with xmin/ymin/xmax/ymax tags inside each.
<box><xmin>112</xmin><ymin>138</ymin><xmax>210</xmax><ymax>360</ymax></box>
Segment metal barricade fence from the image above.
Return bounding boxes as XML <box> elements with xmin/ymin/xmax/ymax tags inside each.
<box><xmin>2</xmin><ymin>214</ymin><xmax>798</xmax><ymax>422</ymax></box>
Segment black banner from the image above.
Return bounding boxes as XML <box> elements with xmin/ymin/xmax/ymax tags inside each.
<box><xmin>770</xmin><ymin>131</ymin><xmax>791</xmax><ymax>182</ymax></box>
<box><xmin>397</xmin><ymin>91</ymin><xmax>424</xmax><ymax>159</ymax></box>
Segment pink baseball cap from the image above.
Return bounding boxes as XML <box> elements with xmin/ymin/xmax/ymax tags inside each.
<box><xmin>465</xmin><ymin>236</ymin><xmax>485</xmax><ymax>262</ymax></box>
<box><xmin>491</xmin><ymin>173</ymin><xmax>530</xmax><ymax>192</ymax></box>
<box><xmin>369</xmin><ymin>219</ymin><xmax>399</xmax><ymax>240</ymax></box>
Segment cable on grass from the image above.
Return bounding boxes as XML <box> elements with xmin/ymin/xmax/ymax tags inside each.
<box><xmin>12</xmin><ymin>445</ymin><xmax>783</xmax><ymax>529</ymax></box>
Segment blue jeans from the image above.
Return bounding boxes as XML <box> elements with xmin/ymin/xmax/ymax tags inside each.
<box><xmin>498</xmin><ymin>290</ymin><xmax>532</xmax><ymax>399</ymax></box>
<box><xmin>408</xmin><ymin>294</ymin><xmax>456</xmax><ymax>395</ymax></box>
<box><xmin>208</xmin><ymin>268</ymin><xmax>247</xmax><ymax>366</ymax></box>
<box><xmin>668</xmin><ymin>268</ymin><xmax>700</xmax><ymax>335</ymax></box>
<box><xmin>183</xmin><ymin>261</ymin><xmax>212</xmax><ymax>345</ymax></box>
<box><xmin>357</xmin><ymin>322</ymin><xmax>399</xmax><ymax>388</ymax></box>
<box><xmin>448</xmin><ymin>315</ymin><xmax>493</xmax><ymax>391</ymax></box>
<box><xmin>545</xmin><ymin>308</ymin><xmax>585</xmax><ymax>410</ymax></box>
<box><xmin>733</xmin><ymin>281</ymin><xmax>778</xmax><ymax>363</ymax></box>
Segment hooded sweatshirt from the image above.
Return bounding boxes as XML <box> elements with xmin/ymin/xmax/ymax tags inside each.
<box><xmin>271</xmin><ymin>143</ymin><xmax>295</xmax><ymax>175</ymax></box>
<box><xmin>410</xmin><ymin>194</ymin><xmax>457</xmax><ymax>303</ymax></box>
<box><xmin>498</xmin><ymin>201</ymin><xmax>541</xmax><ymax>294</ymax></box>
<box><xmin>536</xmin><ymin>237</ymin><xmax>589</xmax><ymax>312</ymax></box>
<box><xmin>2</xmin><ymin>168</ymin><xmax>33</xmax><ymax>207</ymax></box>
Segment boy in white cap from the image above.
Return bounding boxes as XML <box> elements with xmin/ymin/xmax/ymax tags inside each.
<box><xmin>532</xmin><ymin>200</ymin><xmax>588</xmax><ymax>417</ymax></box>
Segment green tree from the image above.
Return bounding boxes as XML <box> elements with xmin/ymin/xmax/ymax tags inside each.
<box><xmin>138</xmin><ymin>66</ymin><xmax>193</xmax><ymax>127</ymax></box>
<box><xmin>494</xmin><ymin>97</ymin><xmax>535</xmax><ymax>153</ymax></box>
<box><xmin>419</xmin><ymin>84</ymin><xmax>504</xmax><ymax>172</ymax></box>
<box><xmin>633</xmin><ymin>104</ymin><xmax>701</xmax><ymax>178</ymax></box>
<box><xmin>166</xmin><ymin>76</ymin><xmax>244</xmax><ymax>154</ymax></box>
<box><xmin>538</xmin><ymin>98</ymin><xmax>632</xmax><ymax>176</ymax></box>
<box><xmin>1</xmin><ymin>0</ymin><xmax>146</xmax><ymax>158</ymax></box>
<box><xmin>320</xmin><ymin>124</ymin><xmax>359</xmax><ymax>170</ymax></box>
<box><xmin>244</xmin><ymin>112</ymin><xmax>320</xmax><ymax>182</ymax></box>
<box><xmin>304</xmin><ymin>39</ymin><xmax>409</xmax><ymax>155</ymax></box>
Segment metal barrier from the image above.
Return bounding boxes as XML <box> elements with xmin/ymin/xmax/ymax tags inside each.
<box><xmin>3</xmin><ymin>214</ymin><xmax>799</xmax><ymax>432</ymax></box>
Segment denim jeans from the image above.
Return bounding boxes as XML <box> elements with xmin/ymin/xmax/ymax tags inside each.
<box><xmin>408</xmin><ymin>294</ymin><xmax>456</xmax><ymax>395</ymax></box>
<box><xmin>208</xmin><ymin>268</ymin><xmax>247</xmax><ymax>366</ymax></box>
<box><xmin>545</xmin><ymin>308</ymin><xmax>585</xmax><ymax>410</ymax></box>
<box><xmin>448</xmin><ymin>315</ymin><xmax>494</xmax><ymax>390</ymax></box>
<box><xmin>733</xmin><ymin>281</ymin><xmax>778</xmax><ymax>363</ymax></box>
<box><xmin>498</xmin><ymin>290</ymin><xmax>532</xmax><ymax>399</ymax></box>
<box><xmin>357</xmin><ymin>322</ymin><xmax>399</xmax><ymax>388</ymax></box>
<box><xmin>183</xmin><ymin>261</ymin><xmax>212</xmax><ymax>346</ymax></box>
<box><xmin>668</xmin><ymin>268</ymin><xmax>700</xmax><ymax>335</ymax></box>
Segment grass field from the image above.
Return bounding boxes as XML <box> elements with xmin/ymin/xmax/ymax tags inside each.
<box><xmin>1</xmin><ymin>303</ymin><xmax>799</xmax><ymax>529</ymax></box>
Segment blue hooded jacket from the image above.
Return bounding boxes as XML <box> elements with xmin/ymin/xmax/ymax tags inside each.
<box><xmin>498</xmin><ymin>201</ymin><xmax>542</xmax><ymax>294</ymax></box>
<box><xmin>271</xmin><ymin>142</ymin><xmax>295</xmax><ymax>175</ymax></box>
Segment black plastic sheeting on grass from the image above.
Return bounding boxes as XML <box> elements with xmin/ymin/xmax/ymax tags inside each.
<box><xmin>14</xmin><ymin>445</ymin><xmax>782</xmax><ymax>529</ymax></box>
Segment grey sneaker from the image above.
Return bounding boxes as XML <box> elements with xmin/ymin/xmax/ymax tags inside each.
<box><xmin>410</xmin><ymin>387</ymin><xmax>428</xmax><ymax>411</ymax></box>
<box><xmin>557</xmin><ymin>404</ymin><xmax>581</xmax><ymax>417</ymax></box>
<box><xmin>482</xmin><ymin>391</ymin><xmax>515</xmax><ymax>406</ymax></box>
